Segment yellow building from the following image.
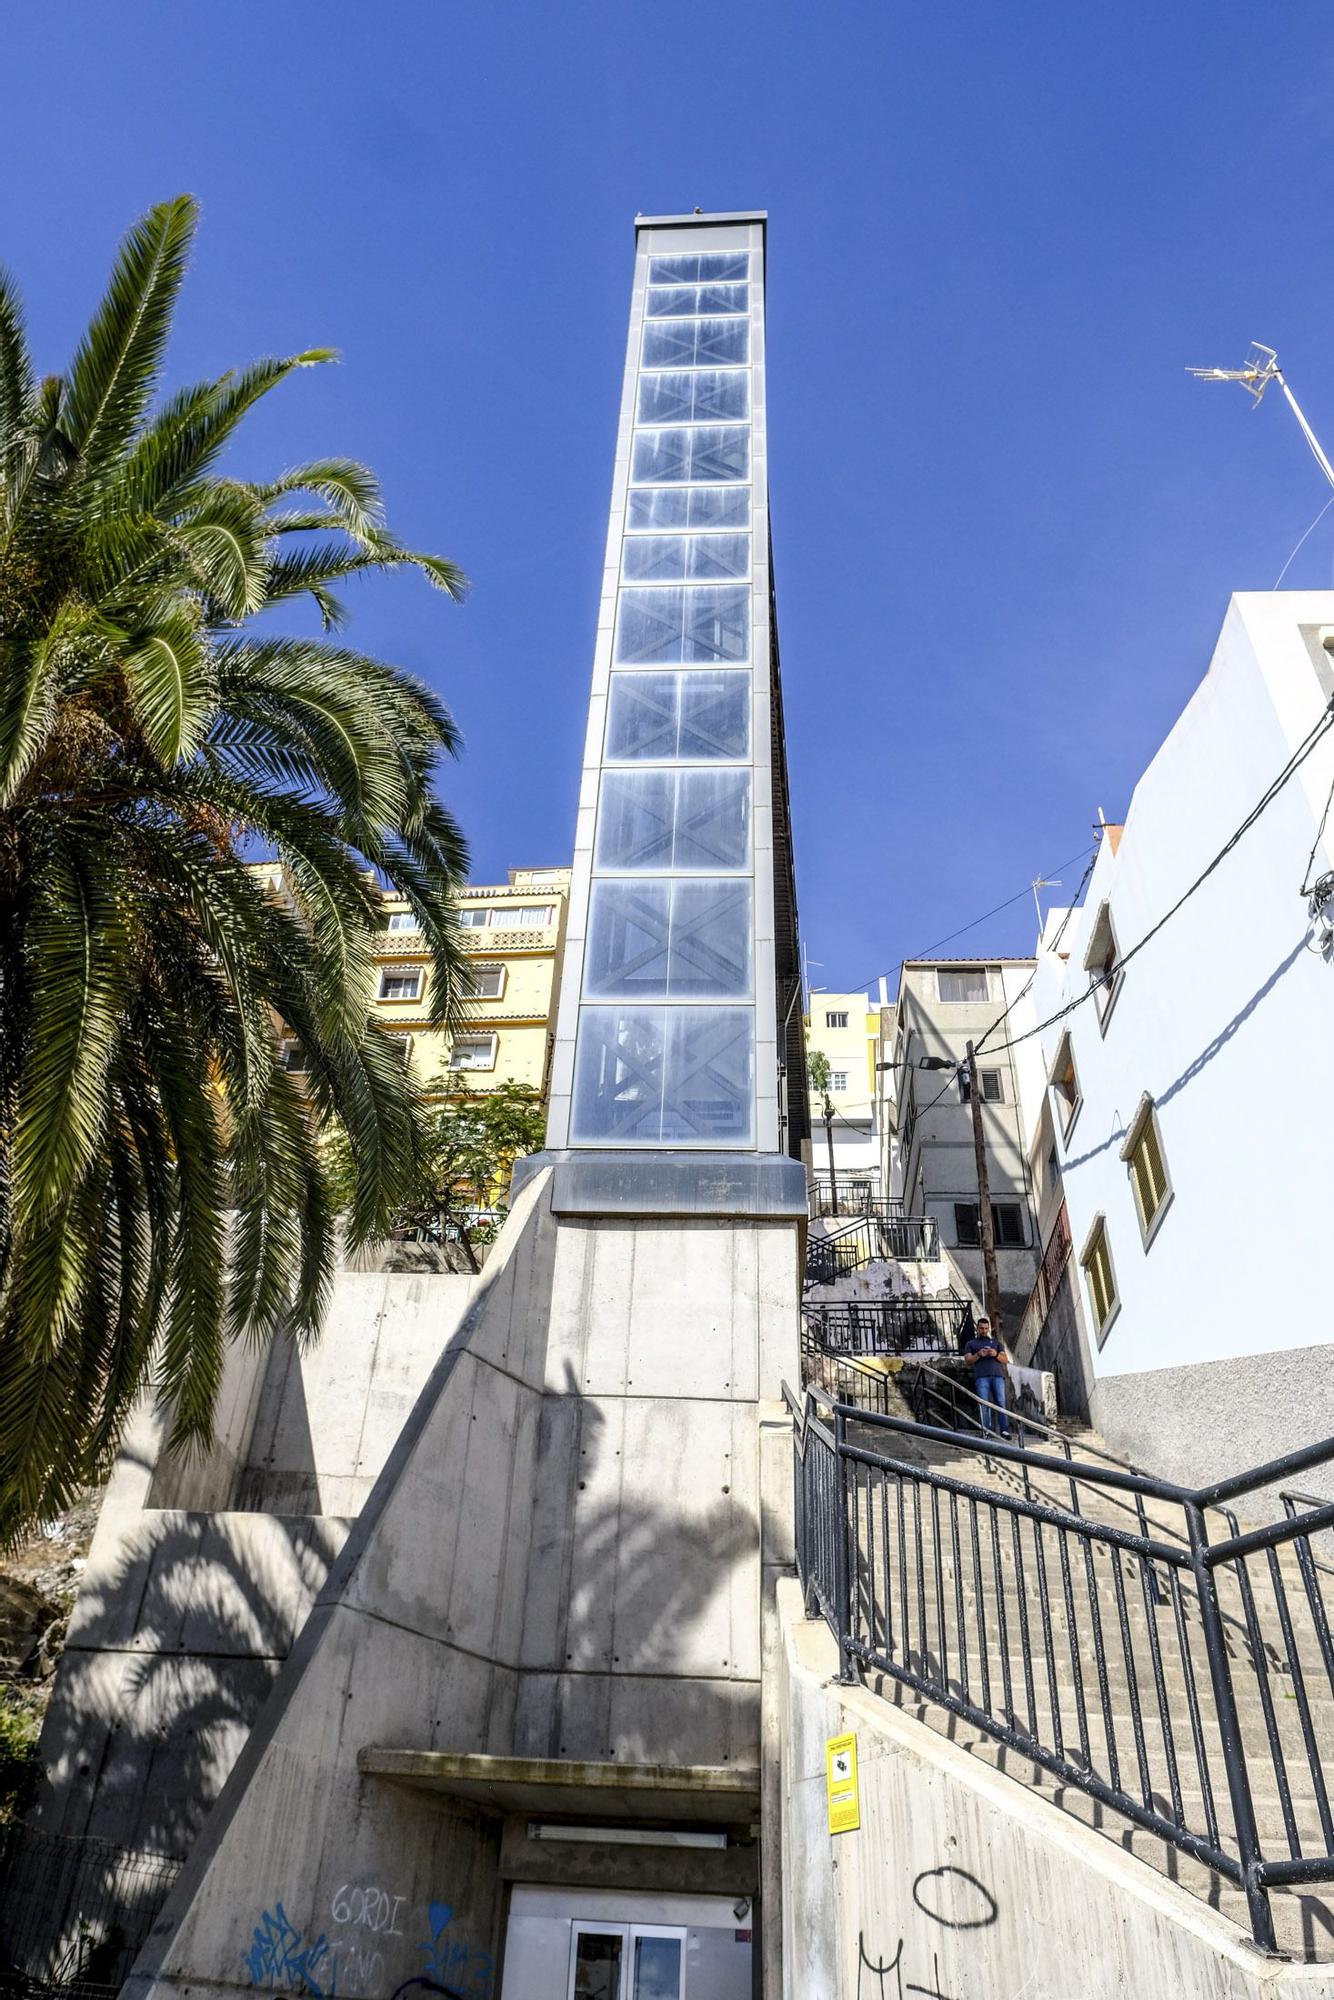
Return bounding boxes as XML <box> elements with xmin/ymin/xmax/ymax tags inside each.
<box><xmin>804</xmin><ymin>990</ymin><xmax>884</xmax><ymax>1191</ymax></box>
<box><xmin>252</xmin><ymin>863</ymin><xmax>571</xmax><ymax>1101</ymax></box>
<box><xmin>372</xmin><ymin>867</ymin><xmax>571</xmax><ymax>1095</ymax></box>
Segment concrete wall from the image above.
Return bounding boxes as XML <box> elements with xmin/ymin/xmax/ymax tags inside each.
<box><xmin>777</xmin><ymin>1580</ymin><xmax>1330</xmax><ymax>1999</ymax></box>
<box><xmin>1032</xmin><ymin>592</ymin><xmax>1334</xmax><ymax>1495</ymax></box>
<box><xmin>115</xmin><ymin>1168</ymin><xmax>800</xmax><ymax>2000</ymax></box>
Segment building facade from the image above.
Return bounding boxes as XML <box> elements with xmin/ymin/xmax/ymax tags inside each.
<box><xmin>250</xmin><ymin>863</ymin><xmax>572</xmax><ymax>1099</ymax></box>
<box><xmin>890</xmin><ymin>959</ymin><xmax>1045</xmax><ymax>1331</ymax></box>
<box><xmin>803</xmin><ymin>989</ymin><xmax>890</xmax><ymax>1194</ymax></box>
<box><xmin>1028</xmin><ymin>592</ymin><xmax>1334</xmax><ymax>1490</ymax></box>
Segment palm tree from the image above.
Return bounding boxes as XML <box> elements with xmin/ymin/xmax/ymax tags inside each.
<box><xmin>0</xmin><ymin>196</ymin><xmax>470</xmax><ymax>1542</ymax></box>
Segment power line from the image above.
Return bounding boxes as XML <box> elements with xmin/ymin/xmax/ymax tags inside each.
<box><xmin>971</xmin><ymin>848</ymin><xmax>1100</xmax><ymax>1061</ymax></box>
<box><xmin>976</xmin><ymin>702</ymin><xmax>1334</xmax><ymax>1059</ymax></box>
<box><xmin>840</xmin><ymin>843</ymin><xmax>1097</xmax><ymax>999</ymax></box>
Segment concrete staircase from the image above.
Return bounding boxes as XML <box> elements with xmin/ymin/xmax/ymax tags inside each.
<box><xmin>840</xmin><ymin>1387</ymin><xmax>1334</xmax><ymax>1962</ymax></box>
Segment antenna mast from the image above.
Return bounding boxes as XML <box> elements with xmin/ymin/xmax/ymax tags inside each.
<box><xmin>1189</xmin><ymin>343</ymin><xmax>1334</xmax><ymax>494</ymax></box>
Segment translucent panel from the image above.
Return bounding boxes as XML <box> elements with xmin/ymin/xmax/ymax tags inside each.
<box><xmin>636</xmin><ymin>370</ymin><xmax>749</xmax><ymax>425</ymax></box>
<box><xmin>630</xmin><ymin>427</ymin><xmax>749</xmax><ymax>486</ymax></box>
<box><xmin>626</xmin><ymin>486</ymin><xmax>752</xmax><ymax>531</ymax></box>
<box><xmin>648</xmin><ymin>252</ymin><xmax>750</xmax><ymax>284</ymax></box>
<box><xmin>605</xmin><ymin>670</ymin><xmax>750</xmax><ymax>762</ymax></box>
<box><xmin>614</xmin><ymin>585</ymin><xmax>749</xmax><ymax>664</ymax></box>
<box><xmin>646</xmin><ymin>284</ymin><xmax>748</xmax><ymax>319</ymax></box>
<box><xmin>571</xmin><ymin>1005</ymin><xmax>755</xmax><ymax>1145</ymax></box>
<box><xmin>585</xmin><ymin>879</ymin><xmax>752</xmax><ymax>998</ymax></box>
<box><xmin>622</xmin><ymin>534</ymin><xmax>749</xmax><ymax>582</ymax></box>
<box><xmin>642</xmin><ymin>317</ymin><xmax>749</xmax><ymax>369</ymax></box>
<box><xmin>595</xmin><ymin>769</ymin><xmax>750</xmax><ymax>871</ymax></box>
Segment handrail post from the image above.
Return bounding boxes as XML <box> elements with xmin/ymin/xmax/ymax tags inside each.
<box><xmin>833</xmin><ymin>1404</ymin><xmax>856</xmax><ymax>1683</ymax></box>
<box><xmin>1184</xmin><ymin>1501</ymin><xmax>1277</xmax><ymax>1953</ymax></box>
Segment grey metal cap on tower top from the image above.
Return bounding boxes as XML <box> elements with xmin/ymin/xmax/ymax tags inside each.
<box><xmin>634</xmin><ymin>210</ymin><xmax>768</xmax><ymax>228</ymax></box>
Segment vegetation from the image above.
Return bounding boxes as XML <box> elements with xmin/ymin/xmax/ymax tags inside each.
<box><xmin>0</xmin><ymin>1687</ymin><xmax>41</xmax><ymax>1825</ymax></box>
<box><xmin>324</xmin><ymin>1080</ymin><xmax>546</xmax><ymax>1272</ymax></box>
<box><xmin>0</xmin><ymin>196</ymin><xmax>469</xmax><ymax>1543</ymax></box>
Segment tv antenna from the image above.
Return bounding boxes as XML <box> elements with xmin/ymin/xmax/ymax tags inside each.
<box><xmin>1188</xmin><ymin>343</ymin><xmax>1334</xmax><ymax>494</ymax></box>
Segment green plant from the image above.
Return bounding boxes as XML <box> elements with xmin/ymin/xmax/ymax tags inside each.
<box><xmin>0</xmin><ymin>1689</ymin><xmax>41</xmax><ymax>1823</ymax></box>
<box><xmin>0</xmin><ymin>197</ymin><xmax>470</xmax><ymax>1541</ymax></box>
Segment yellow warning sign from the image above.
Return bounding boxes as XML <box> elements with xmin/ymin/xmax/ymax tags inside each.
<box><xmin>826</xmin><ymin>1730</ymin><xmax>860</xmax><ymax>1834</ymax></box>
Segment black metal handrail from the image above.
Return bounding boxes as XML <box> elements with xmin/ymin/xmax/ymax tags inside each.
<box><xmin>805</xmin><ymin>1214</ymin><xmax>941</xmax><ymax>1284</ymax></box>
<box><xmin>785</xmin><ymin>1379</ymin><xmax>1334</xmax><ymax>1953</ymax></box>
<box><xmin>809</xmin><ymin>1190</ymin><xmax>905</xmax><ymax>1222</ymax></box>
<box><xmin>803</xmin><ymin>1297</ymin><xmax>969</xmax><ymax>1358</ymax></box>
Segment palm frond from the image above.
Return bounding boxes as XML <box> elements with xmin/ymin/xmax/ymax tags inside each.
<box><xmin>0</xmin><ymin>264</ymin><xmax>33</xmax><ymax>442</ymax></box>
<box><xmin>64</xmin><ymin>195</ymin><xmax>198</xmax><ymax>477</ymax></box>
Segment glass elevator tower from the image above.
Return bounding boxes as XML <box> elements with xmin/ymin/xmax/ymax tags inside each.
<box><xmin>545</xmin><ymin>210</ymin><xmax>806</xmax><ymax>1163</ymax></box>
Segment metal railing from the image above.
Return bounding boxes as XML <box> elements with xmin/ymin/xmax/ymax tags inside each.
<box><xmin>805</xmin><ymin>1214</ymin><xmax>940</xmax><ymax>1284</ymax></box>
<box><xmin>803</xmin><ymin>1298</ymin><xmax>969</xmax><ymax>1358</ymax></box>
<box><xmin>808</xmin><ymin>1178</ymin><xmax>902</xmax><ymax>1221</ymax></box>
<box><xmin>785</xmin><ymin>1379</ymin><xmax>1334</xmax><ymax>1953</ymax></box>
<box><xmin>0</xmin><ymin>1826</ymin><xmax>182</xmax><ymax>1995</ymax></box>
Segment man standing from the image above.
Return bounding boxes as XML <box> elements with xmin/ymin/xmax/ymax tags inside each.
<box><xmin>962</xmin><ymin>1315</ymin><xmax>1011</xmax><ymax>1440</ymax></box>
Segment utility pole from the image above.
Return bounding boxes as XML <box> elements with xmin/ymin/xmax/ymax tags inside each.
<box><xmin>965</xmin><ymin>1040</ymin><xmax>1003</xmax><ymax>1335</ymax></box>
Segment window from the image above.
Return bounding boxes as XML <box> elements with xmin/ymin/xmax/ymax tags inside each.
<box><xmin>954</xmin><ymin>1201</ymin><xmax>1027</xmax><ymax>1249</ymax></box>
<box><xmin>630</xmin><ymin>426</ymin><xmax>750</xmax><ymax>486</ymax></box>
<box><xmin>637</xmin><ymin>369</ymin><xmax>750</xmax><ymax>426</ymax></box>
<box><xmin>448</xmin><ymin>1034</ymin><xmax>497</xmax><ymax>1071</ymax></box>
<box><xmin>1080</xmin><ymin>1215</ymin><xmax>1120</xmax><ymax>1343</ymax></box>
<box><xmin>622</xmin><ymin>533</ymin><xmax>750</xmax><ymax>583</ymax></box>
<box><xmin>645</xmin><ymin>283</ymin><xmax>749</xmax><ymax>320</ymax></box>
<box><xmin>830</xmin><ymin>1070</ymin><xmax>849</xmax><ymax>1092</ymax></box>
<box><xmin>936</xmin><ymin>967</ymin><xmax>989</xmax><ymax>1004</ymax></box>
<box><xmin>464</xmin><ymin>964</ymin><xmax>505</xmax><ymax>1000</ymax></box>
<box><xmin>642</xmin><ymin>316</ymin><xmax>749</xmax><ymax>370</ymax></box>
<box><xmin>1050</xmin><ymin>1033</ymin><xmax>1082</xmax><ymax>1136</ymax></box>
<box><xmin>1121</xmin><ymin>1095</ymin><xmax>1173</xmax><ymax>1244</ymax></box>
<box><xmin>457</xmin><ymin>904</ymin><xmax>554</xmax><ymax>930</ymax></box>
<box><xmin>626</xmin><ymin>485</ymin><xmax>751</xmax><ymax>532</ymax></box>
<box><xmin>614</xmin><ymin>585</ymin><xmax>749</xmax><ymax>666</ymax></box>
<box><xmin>385</xmin><ymin>910</ymin><xmax>420</xmax><ymax>932</ymax></box>
<box><xmin>595</xmin><ymin>769</ymin><xmax>750</xmax><ymax>872</ymax></box>
<box><xmin>386</xmin><ymin>1033</ymin><xmax>412</xmax><ymax>1066</ymax></box>
<box><xmin>824</xmin><ymin>1010</ymin><xmax>849</xmax><ymax>1029</ymax></box>
<box><xmin>647</xmin><ymin>251</ymin><xmax>750</xmax><ymax>285</ymax></box>
<box><xmin>1084</xmin><ymin>903</ymin><xmax>1123</xmax><ymax>1029</ymax></box>
<box><xmin>584</xmin><ymin>879</ymin><xmax>752</xmax><ymax>999</ymax></box>
<box><xmin>278</xmin><ymin>1040</ymin><xmax>309</xmax><ymax>1073</ymax></box>
<box><xmin>959</xmin><ymin>1068</ymin><xmax>1004</xmax><ymax>1104</ymax></box>
<box><xmin>571</xmin><ymin>1005</ymin><xmax>754</xmax><ymax>1145</ymax></box>
<box><xmin>379</xmin><ymin>968</ymin><xmax>422</xmax><ymax>1002</ymax></box>
<box><xmin>604</xmin><ymin>670</ymin><xmax>749</xmax><ymax>764</ymax></box>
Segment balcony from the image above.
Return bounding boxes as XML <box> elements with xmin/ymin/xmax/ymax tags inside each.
<box><xmin>802</xmin><ymin>1294</ymin><xmax>970</xmax><ymax>1358</ymax></box>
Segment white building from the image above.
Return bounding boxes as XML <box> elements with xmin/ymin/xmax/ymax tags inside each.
<box><xmin>804</xmin><ymin>987</ymin><xmax>891</xmax><ymax>1197</ymax></box>
<box><xmin>1025</xmin><ymin>592</ymin><xmax>1334</xmax><ymax>1492</ymax></box>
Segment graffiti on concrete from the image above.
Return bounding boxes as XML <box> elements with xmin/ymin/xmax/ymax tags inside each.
<box><xmin>332</xmin><ymin>1886</ymin><xmax>409</xmax><ymax>1936</ymax></box>
<box><xmin>857</xmin><ymin>1865</ymin><xmax>999</xmax><ymax>1997</ymax></box>
<box><xmin>910</xmin><ymin>1867</ymin><xmax>998</xmax><ymax>1931</ymax></box>
<box><xmin>415</xmin><ymin>1900</ymin><xmax>493</xmax><ymax>2000</ymax></box>
<box><xmin>244</xmin><ymin>1903</ymin><xmax>336</xmax><ymax>1997</ymax></box>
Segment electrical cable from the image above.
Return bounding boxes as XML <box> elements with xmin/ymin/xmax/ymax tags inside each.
<box><xmin>840</xmin><ymin>842</ymin><xmax>1097</xmax><ymax>999</ymax></box>
<box><xmin>970</xmin><ymin>848</ymin><xmax>1100</xmax><ymax>1061</ymax></box>
<box><xmin>1274</xmin><ymin>494</ymin><xmax>1334</xmax><ymax>590</ymax></box>
<box><xmin>973</xmin><ymin>701</ymin><xmax>1334</xmax><ymax>1059</ymax></box>
<box><xmin>1300</xmin><ymin>770</ymin><xmax>1334</xmax><ymax>898</ymax></box>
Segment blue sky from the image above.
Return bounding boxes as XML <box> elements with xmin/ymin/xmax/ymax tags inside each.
<box><xmin>7</xmin><ymin>2</ymin><xmax>1334</xmax><ymax>995</ymax></box>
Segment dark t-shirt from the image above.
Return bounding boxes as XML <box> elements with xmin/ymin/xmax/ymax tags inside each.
<box><xmin>963</xmin><ymin>1335</ymin><xmax>1005</xmax><ymax>1380</ymax></box>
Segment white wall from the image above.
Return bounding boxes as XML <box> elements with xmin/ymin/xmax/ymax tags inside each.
<box><xmin>1037</xmin><ymin>594</ymin><xmax>1334</xmax><ymax>1395</ymax></box>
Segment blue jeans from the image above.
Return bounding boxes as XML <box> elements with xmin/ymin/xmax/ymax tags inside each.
<box><xmin>975</xmin><ymin>1373</ymin><xmax>1010</xmax><ymax>1439</ymax></box>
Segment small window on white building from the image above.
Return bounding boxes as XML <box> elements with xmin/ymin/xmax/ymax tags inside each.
<box><xmin>385</xmin><ymin>910</ymin><xmax>420</xmax><ymax>932</ymax></box>
<box><xmin>830</xmin><ymin>1070</ymin><xmax>848</xmax><ymax>1092</ymax></box>
<box><xmin>1121</xmin><ymin>1095</ymin><xmax>1173</xmax><ymax>1246</ymax></box>
<box><xmin>379</xmin><ymin>968</ymin><xmax>423</xmax><ymax>1002</ymax></box>
<box><xmin>1080</xmin><ymin>1214</ymin><xmax>1120</xmax><ymax>1344</ymax></box>
<box><xmin>448</xmin><ymin>1034</ymin><xmax>498</xmax><ymax>1071</ymax></box>
<box><xmin>1084</xmin><ymin>903</ymin><xmax>1123</xmax><ymax>1030</ymax></box>
<box><xmin>1050</xmin><ymin>1033</ymin><xmax>1082</xmax><ymax>1137</ymax></box>
<box><xmin>825</xmin><ymin>1010</ymin><xmax>849</xmax><ymax>1029</ymax></box>
<box><xmin>959</xmin><ymin>1068</ymin><xmax>1003</xmax><ymax>1104</ymax></box>
<box><xmin>936</xmin><ymin>967</ymin><xmax>989</xmax><ymax>1004</ymax></box>
<box><xmin>464</xmin><ymin>964</ymin><xmax>505</xmax><ymax>1000</ymax></box>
